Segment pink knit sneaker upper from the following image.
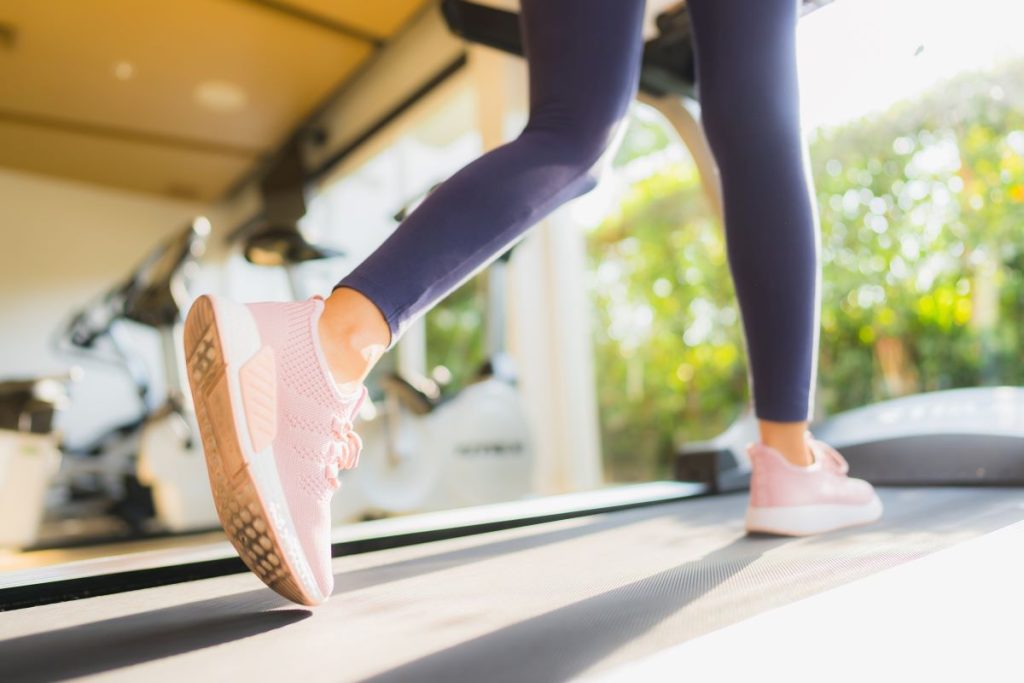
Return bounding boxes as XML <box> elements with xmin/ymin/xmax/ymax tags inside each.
<box><xmin>246</xmin><ymin>297</ymin><xmax>365</xmax><ymax>598</ymax></box>
<box><xmin>747</xmin><ymin>437</ymin><xmax>876</xmax><ymax>508</ymax></box>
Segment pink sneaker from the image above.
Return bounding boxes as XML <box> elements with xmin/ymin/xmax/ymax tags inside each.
<box><xmin>184</xmin><ymin>294</ymin><xmax>364</xmax><ymax>605</ymax></box>
<box><xmin>745</xmin><ymin>436</ymin><xmax>883</xmax><ymax>536</ymax></box>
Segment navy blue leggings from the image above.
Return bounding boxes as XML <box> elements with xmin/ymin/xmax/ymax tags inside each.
<box><xmin>338</xmin><ymin>0</ymin><xmax>818</xmax><ymax>422</ymax></box>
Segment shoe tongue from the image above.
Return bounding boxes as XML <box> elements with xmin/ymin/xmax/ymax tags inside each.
<box><xmin>333</xmin><ymin>384</ymin><xmax>367</xmax><ymax>421</ymax></box>
<box><xmin>304</xmin><ymin>297</ymin><xmax>366</xmax><ymax>415</ymax></box>
<box><xmin>808</xmin><ymin>439</ymin><xmax>848</xmax><ymax>473</ymax></box>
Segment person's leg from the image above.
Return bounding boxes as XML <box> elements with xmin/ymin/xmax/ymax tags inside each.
<box><xmin>688</xmin><ymin>0</ymin><xmax>882</xmax><ymax>535</ymax></box>
<box><xmin>320</xmin><ymin>0</ymin><xmax>647</xmax><ymax>390</ymax></box>
<box><xmin>688</xmin><ymin>0</ymin><xmax>818</xmax><ymax>466</ymax></box>
<box><xmin>188</xmin><ymin>1</ymin><xmax>650</xmax><ymax>605</ymax></box>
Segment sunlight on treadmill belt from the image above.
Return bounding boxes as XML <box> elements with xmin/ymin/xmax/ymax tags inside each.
<box><xmin>2</xmin><ymin>487</ymin><xmax>1022</xmax><ymax>683</ymax></box>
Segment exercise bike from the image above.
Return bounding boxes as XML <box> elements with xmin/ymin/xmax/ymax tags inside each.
<box><xmin>356</xmin><ymin>253</ymin><xmax>535</xmax><ymax>515</ymax></box>
<box><xmin>0</xmin><ymin>375</ymin><xmax>72</xmax><ymax>547</ymax></box>
<box><xmin>54</xmin><ymin>218</ymin><xmax>219</xmax><ymax>536</ymax></box>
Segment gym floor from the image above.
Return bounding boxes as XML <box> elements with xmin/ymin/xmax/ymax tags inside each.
<box><xmin>2</xmin><ymin>486</ymin><xmax>1021</xmax><ymax>682</ymax></box>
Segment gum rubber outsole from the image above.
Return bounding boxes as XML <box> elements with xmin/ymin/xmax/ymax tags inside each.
<box><xmin>184</xmin><ymin>295</ymin><xmax>319</xmax><ymax>606</ymax></box>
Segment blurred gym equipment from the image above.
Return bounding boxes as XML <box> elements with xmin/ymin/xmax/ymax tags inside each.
<box><xmin>47</xmin><ymin>218</ymin><xmax>218</xmax><ymax>542</ymax></box>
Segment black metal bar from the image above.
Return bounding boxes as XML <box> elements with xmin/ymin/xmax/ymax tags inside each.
<box><xmin>439</xmin><ymin>0</ymin><xmax>833</xmax><ymax>99</ymax></box>
<box><xmin>226</xmin><ymin>54</ymin><xmax>468</xmax><ymax>244</ymax></box>
<box><xmin>441</xmin><ymin>0</ymin><xmax>523</xmax><ymax>57</ymax></box>
<box><xmin>306</xmin><ymin>53</ymin><xmax>468</xmax><ymax>185</ymax></box>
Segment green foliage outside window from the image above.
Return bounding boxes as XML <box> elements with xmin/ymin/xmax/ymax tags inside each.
<box><xmin>589</xmin><ymin>61</ymin><xmax>1024</xmax><ymax>482</ymax></box>
<box><xmin>424</xmin><ymin>273</ymin><xmax>489</xmax><ymax>393</ymax></box>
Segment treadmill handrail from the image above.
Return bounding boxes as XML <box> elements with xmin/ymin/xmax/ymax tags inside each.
<box><xmin>440</xmin><ymin>0</ymin><xmax>832</xmax><ymax>98</ymax></box>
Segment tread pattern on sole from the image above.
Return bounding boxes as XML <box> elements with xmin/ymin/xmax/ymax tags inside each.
<box><xmin>185</xmin><ymin>296</ymin><xmax>318</xmax><ymax>606</ymax></box>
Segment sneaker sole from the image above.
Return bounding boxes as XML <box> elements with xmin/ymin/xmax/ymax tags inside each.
<box><xmin>184</xmin><ymin>295</ymin><xmax>325</xmax><ymax>605</ymax></box>
<box><xmin>745</xmin><ymin>495</ymin><xmax>884</xmax><ymax>536</ymax></box>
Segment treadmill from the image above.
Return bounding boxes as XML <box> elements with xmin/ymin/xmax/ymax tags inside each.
<box><xmin>441</xmin><ymin>0</ymin><xmax>1024</xmax><ymax>492</ymax></box>
<box><xmin>2</xmin><ymin>3</ymin><xmax>1022</xmax><ymax>681</ymax></box>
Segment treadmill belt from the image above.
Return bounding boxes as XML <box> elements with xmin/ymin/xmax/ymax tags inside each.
<box><xmin>2</xmin><ymin>487</ymin><xmax>1022</xmax><ymax>682</ymax></box>
<box><xmin>590</xmin><ymin>515</ymin><xmax>1024</xmax><ymax>681</ymax></box>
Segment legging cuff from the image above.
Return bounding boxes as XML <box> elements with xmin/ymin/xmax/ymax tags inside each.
<box><xmin>753</xmin><ymin>399</ymin><xmax>812</xmax><ymax>423</ymax></box>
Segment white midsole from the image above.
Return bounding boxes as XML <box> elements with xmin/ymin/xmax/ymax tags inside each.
<box><xmin>745</xmin><ymin>495</ymin><xmax>884</xmax><ymax>536</ymax></box>
<box><xmin>211</xmin><ymin>296</ymin><xmax>324</xmax><ymax>603</ymax></box>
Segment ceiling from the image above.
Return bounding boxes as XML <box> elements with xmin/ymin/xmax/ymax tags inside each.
<box><xmin>0</xmin><ymin>0</ymin><xmax>433</xmax><ymax>201</ymax></box>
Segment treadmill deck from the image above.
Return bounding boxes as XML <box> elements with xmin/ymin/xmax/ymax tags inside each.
<box><xmin>2</xmin><ymin>487</ymin><xmax>1022</xmax><ymax>682</ymax></box>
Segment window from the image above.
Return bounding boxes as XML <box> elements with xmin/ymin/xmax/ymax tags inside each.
<box><xmin>301</xmin><ymin>84</ymin><xmax>489</xmax><ymax>396</ymax></box>
<box><xmin>588</xmin><ymin>0</ymin><xmax>1024</xmax><ymax>482</ymax></box>
<box><xmin>585</xmin><ymin>106</ymin><xmax>742</xmax><ymax>483</ymax></box>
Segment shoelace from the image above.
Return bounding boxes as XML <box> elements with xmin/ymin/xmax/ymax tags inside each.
<box><xmin>323</xmin><ymin>414</ymin><xmax>363</xmax><ymax>490</ymax></box>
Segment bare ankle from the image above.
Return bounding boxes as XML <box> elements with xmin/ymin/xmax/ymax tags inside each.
<box><xmin>758</xmin><ymin>419</ymin><xmax>813</xmax><ymax>467</ymax></box>
<box><xmin>318</xmin><ymin>289</ymin><xmax>390</xmax><ymax>387</ymax></box>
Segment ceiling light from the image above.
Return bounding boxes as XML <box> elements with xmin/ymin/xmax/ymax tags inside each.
<box><xmin>192</xmin><ymin>216</ymin><xmax>211</xmax><ymax>237</ymax></box>
<box><xmin>113</xmin><ymin>61</ymin><xmax>136</xmax><ymax>80</ymax></box>
<box><xmin>194</xmin><ymin>80</ymin><xmax>248</xmax><ymax>112</ymax></box>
